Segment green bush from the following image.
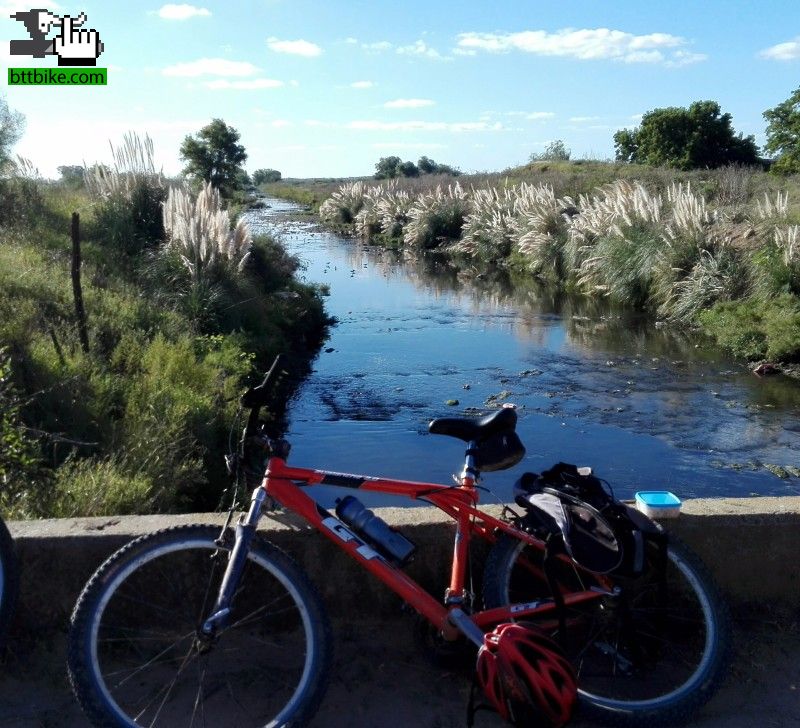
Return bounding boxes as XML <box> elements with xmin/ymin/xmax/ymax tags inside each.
<box><xmin>699</xmin><ymin>294</ymin><xmax>800</xmax><ymax>360</ymax></box>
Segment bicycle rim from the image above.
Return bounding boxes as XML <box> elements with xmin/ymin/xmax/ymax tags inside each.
<box><xmin>571</xmin><ymin>545</ymin><xmax>718</xmax><ymax>709</ymax></box>
<box><xmin>489</xmin><ymin>538</ymin><xmax>721</xmax><ymax>711</ymax></box>
<box><xmin>86</xmin><ymin>534</ymin><xmax>317</xmax><ymax>727</ymax></box>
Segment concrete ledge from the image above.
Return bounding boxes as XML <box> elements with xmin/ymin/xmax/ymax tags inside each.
<box><xmin>8</xmin><ymin>496</ymin><xmax>800</xmax><ymax>635</ymax></box>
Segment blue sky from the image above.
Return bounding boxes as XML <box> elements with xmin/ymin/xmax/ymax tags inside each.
<box><xmin>3</xmin><ymin>0</ymin><xmax>800</xmax><ymax>178</ymax></box>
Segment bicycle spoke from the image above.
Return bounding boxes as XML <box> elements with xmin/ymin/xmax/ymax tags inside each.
<box><xmin>104</xmin><ymin>631</ymin><xmax>195</xmax><ymax>685</ymax></box>
<box><xmin>140</xmin><ymin>640</ymin><xmax>198</xmax><ymax>727</ymax></box>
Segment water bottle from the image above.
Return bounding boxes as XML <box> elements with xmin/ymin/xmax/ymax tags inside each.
<box><xmin>335</xmin><ymin>496</ymin><xmax>416</xmax><ymax>565</ymax></box>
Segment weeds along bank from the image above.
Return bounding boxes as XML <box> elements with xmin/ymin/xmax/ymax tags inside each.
<box><xmin>0</xmin><ymin>136</ymin><xmax>329</xmax><ymax>520</ymax></box>
<box><xmin>316</xmin><ymin>171</ymin><xmax>800</xmax><ymax>363</ymax></box>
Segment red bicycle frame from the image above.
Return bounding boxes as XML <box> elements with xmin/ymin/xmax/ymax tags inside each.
<box><xmin>262</xmin><ymin>453</ymin><xmax>613</xmax><ymax>643</ymax></box>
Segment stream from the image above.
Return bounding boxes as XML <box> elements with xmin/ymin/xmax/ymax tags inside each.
<box><xmin>244</xmin><ymin>198</ymin><xmax>800</xmax><ymax>507</ymax></box>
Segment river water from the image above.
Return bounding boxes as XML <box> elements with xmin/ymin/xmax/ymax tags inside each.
<box><xmin>244</xmin><ymin>198</ymin><xmax>800</xmax><ymax>507</ymax></box>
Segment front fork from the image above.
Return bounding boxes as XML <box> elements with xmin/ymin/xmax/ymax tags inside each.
<box><xmin>200</xmin><ymin>486</ymin><xmax>267</xmax><ymax>636</ymax></box>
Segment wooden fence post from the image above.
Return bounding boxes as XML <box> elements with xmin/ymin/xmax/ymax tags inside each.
<box><xmin>71</xmin><ymin>212</ymin><xmax>90</xmax><ymax>354</ymax></box>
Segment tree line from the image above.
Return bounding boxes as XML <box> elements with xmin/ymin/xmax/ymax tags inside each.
<box><xmin>612</xmin><ymin>88</ymin><xmax>800</xmax><ymax>173</ymax></box>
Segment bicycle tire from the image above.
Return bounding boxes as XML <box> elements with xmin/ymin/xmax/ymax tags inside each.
<box><xmin>68</xmin><ymin>524</ymin><xmax>332</xmax><ymax>728</ymax></box>
<box><xmin>0</xmin><ymin>516</ymin><xmax>19</xmax><ymax>648</ymax></box>
<box><xmin>483</xmin><ymin>533</ymin><xmax>730</xmax><ymax>727</ymax></box>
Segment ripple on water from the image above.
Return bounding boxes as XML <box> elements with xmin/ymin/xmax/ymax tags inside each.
<box><xmin>246</xmin><ymin>199</ymin><xmax>800</xmax><ymax>504</ymax></box>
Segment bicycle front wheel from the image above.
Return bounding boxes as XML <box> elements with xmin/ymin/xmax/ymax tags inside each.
<box><xmin>0</xmin><ymin>516</ymin><xmax>19</xmax><ymax>648</ymax></box>
<box><xmin>483</xmin><ymin>534</ymin><xmax>730</xmax><ymax>727</ymax></box>
<box><xmin>68</xmin><ymin>524</ymin><xmax>332</xmax><ymax>728</ymax></box>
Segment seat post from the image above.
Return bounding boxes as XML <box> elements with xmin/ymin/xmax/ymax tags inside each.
<box><xmin>460</xmin><ymin>440</ymin><xmax>479</xmax><ymax>487</ymax></box>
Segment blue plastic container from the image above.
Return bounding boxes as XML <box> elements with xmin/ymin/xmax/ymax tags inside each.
<box><xmin>635</xmin><ymin>491</ymin><xmax>682</xmax><ymax>519</ymax></box>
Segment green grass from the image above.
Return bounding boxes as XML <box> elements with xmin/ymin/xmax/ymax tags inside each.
<box><xmin>699</xmin><ymin>294</ymin><xmax>800</xmax><ymax>361</ymax></box>
<box><xmin>0</xmin><ymin>181</ymin><xmax>329</xmax><ymax>519</ymax></box>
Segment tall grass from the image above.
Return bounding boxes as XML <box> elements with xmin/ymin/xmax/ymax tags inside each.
<box><xmin>85</xmin><ymin>132</ymin><xmax>166</xmax><ymax>253</ymax></box>
<box><xmin>318</xmin><ymin>171</ymin><xmax>800</xmax><ymax>359</ymax></box>
<box><xmin>513</xmin><ymin>184</ymin><xmax>575</xmax><ymax>280</ymax></box>
<box><xmin>162</xmin><ymin>182</ymin><xmax>252</xmax><ymax>282</ymax></box>
<box><xmin>403</xmin><ymin>184</ymin><xmax>470</xmax><ymax>249</ymax></box>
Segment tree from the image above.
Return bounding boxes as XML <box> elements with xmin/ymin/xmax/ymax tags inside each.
<box><xmin>417</xmin><ymin>156</ymin><xmax>460</xmax><ymax>176</ymax></box>
<box><xmin>374</xmin><ymin>156</ymin><xmax>403</xmax><ymax>179</ymax></box>
<box><xmin>376</xmin><ymin>155</ymin><xmax>459</xmax><ymax>179</ymax></box>
<box><xmin>530</xmin><ymin>139</ymin><xmax>571</xmax><ymax>162</ymax></box>
<box><xmin>0</xmin><ymin>96</ymin><xmax>24</xmax><ymax>172</ymax></box>
<box><xmin>180</xmin><ymin>119</ymin><xmax>247</xmax><ymax>198</ymax></box>
<box><xmin>614</xmin><ymin>101</ymin><xmax>759</xmax><ymax>170</ymax></box>
<box><xmin>398</xmin><ymin>160</ymin><xmax>419</xmax><ymax>177</ymax></box>
<box><xmin>58</xmin><ymin>165</ymin><xmax>85</xmax><ymax>187</ymax></box>
<box><xmin>764</xmin><ymin>87</ymin><xmax>800</xmax><ymax>175</ymax></box>
<box><xmin>252</xmin><ymin>168</ymin><xmax>282</xmax><ymax>185</ymax></box>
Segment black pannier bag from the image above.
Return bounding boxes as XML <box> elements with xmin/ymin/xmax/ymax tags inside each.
<box><xmin>472</xmin><ymin>430</ymin><xmax>525</xmax><ymax>472</ymax></box>
<box><xmin>513</xmin><ymin>463</ymin><xmax>667</xmax><ymax>578</ymax></box>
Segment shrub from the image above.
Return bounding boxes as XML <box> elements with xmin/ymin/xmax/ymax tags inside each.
<box><xmin>354</xmin><ymin>184</ymin><xmax>384</xmax><ymax>239</ymax></box>
<box><xmin>457</xmin><ymin>187</ymin><xmax>518</xmax><ymax>261</ymax></box>
<box><xmin>162</xmin><ymin>181</ymin><xmax>252</xmax><ymax>284</ymax></box>
<box><xmin>85</xmin><ymin>132</ymin><xmax>166</xmax><ymax>254</ymax></box>
<box><xmin>576</xmin><ymin>181</ymin><xmax>666</xmax><ymax>304</ymax></box>
<box><xmin>403</xmin><ymin>184</ymin><xmax>469</xmax><ymax>249</ymax></box>
<box><xmin>319</xmin><ymin>181</ymin><xmax>366</xmax><ymax>224</ymax></box>
<box><xmin>0</xmin><ymin>349</ymin><xmax>45</xmax><ymax>515</ymax></box>
<box><xmin>530</xmin><ymin>140</ymin><xmax>571</xmax><ymax>162</ymax></box>
<box><xmin>376</xmin><ymin>187</ymin><xmax>412</xmax><ymax>239</ymax></box>
<box><xmin>699</xmin><ymin>294</ymin><xmax>800</xmax><ymax>360</ymax></box>
<box><xmin>513</xmin><ymin>183</ymin><xmax>575</xmax><ymax>278</ymax></box>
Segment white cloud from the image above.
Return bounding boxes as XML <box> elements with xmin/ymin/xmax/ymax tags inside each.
<box><xmin>384</xmin><ymin>98</ymin><xmax>435</xmax><ymax>109</ymax></box>
<box><xmin>344</xmin><ymin>37</ymin><xmax>359</xmax><ymax>45</ymax></box>
<box><xmin>271</xmin><ymin>119</ymin><xmax>291</xmax><ymax>127</ymax></box>
<box><xmin>453</xmin><ymin>48</ymin><xmax>477</xmax><ymax>57</ymax></box>
<box><xmin>505</xmin><ymin>111</ymin><xmax>555</xmax><ymax>120</ymax></box>
<box><xmin>351</xmin><ymin>81</ymin><xmax>375</xmax><ymax>89</ymax></box>
<box><xmin>304</xmin><ymin>120</ymin><xmax>334</xmax><ymax>128</ymax></box>
<box><xmin>623</xmin><ymin>51</ymin><xmax>664</xmax><ymax>64</ymax></box>
<box><xmin>569</xmin><ymin>116</ymin><xmax>601</xmax><ymax>123</ymax></box>
<box><xmin>372</xmin><ymin>142</ymin><xmax>448</xmax><ymax>150</ymax></box>
<box><xmin>156</xmin><ymin>4</ymin><xmax>211</xmax><ymax>20</ymax></box>
<box><xmin>456</xmin><ymin>28</ymin><xmax>703</xmax><ymax>66</ymax></box>
<box><xmin>362</xmin><ymin>41</ymin><xmax>393</xmax><ymax>52</ymax></box>
<box><xmin>665</xmin><ymin>50</ymin><xmax>707</xmax><ymax>67</ymax></box>
<box><xmin>396</xmin><ymin>40</ymin><xmax>446</xmax><ymax>60</ymax></box>
<box><xmin>267</xmin><ymin>38</ymin><xmax>322</xmax><ymax>57</ymax></box>
<box><xmin>759</xmin><ymin>38</ymin><xmax>800</xmax><ymax>61</ymax></box>
<box><xmin>205</xmin><ymin>78</ymin><xmax>283</xmax><ymax>90</ymax></box>
<box><xmin>347</xmin><ymin>120</ymin><xmax>504</xmax><ymax>132</ymax></box>
<box><xmin>163</xmin><ymin>58</ymin><xmax>259</xmax><ymax>77</ymax></box>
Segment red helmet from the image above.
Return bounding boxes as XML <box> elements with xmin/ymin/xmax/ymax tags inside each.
<box><xmin>476</xmin><ymin>622</ymin><xmax>577</xmax><ymax>727</ymax></box>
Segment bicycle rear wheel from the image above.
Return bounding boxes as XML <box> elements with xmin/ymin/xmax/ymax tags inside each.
<box><xmin>68</xmin><ymin>524</ymin><xmax>332</xmax><ymax>728</ymax></box>
<box><xmin>483</xmin><ymin>534</ymin><xmax>730</xmax><ymax>727</ymax></box>
<box><xmin>0</xmin><ymin>516</ymin><xmax>19</xmax><ymax>648</ymax></box>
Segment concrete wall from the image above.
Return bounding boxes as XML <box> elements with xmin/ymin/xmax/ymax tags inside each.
<box><xmin>8</xmin><ymin>496</ymin><xmax>800</xmax><ymax>635</ymax></box>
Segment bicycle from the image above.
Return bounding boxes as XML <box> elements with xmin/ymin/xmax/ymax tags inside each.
<box><xmin>0</xmin><ymin>514</ymin><xmax>19</xmax><ymax>649</ymax></box>
<box><xmin>67</xmin><ymin>356</ymin><xmax>730</xmax><ymax>727</ymax></box>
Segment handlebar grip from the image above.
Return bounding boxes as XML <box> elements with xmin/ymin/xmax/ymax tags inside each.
<box><xmin>241</xmin><ymin>354</ymin><xmax>285</xmax><ymax>408</ymax></box>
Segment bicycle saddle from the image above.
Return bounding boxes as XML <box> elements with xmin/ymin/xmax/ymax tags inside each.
<box><xmin>429</xmin><ymin>407</ymin><xmax>517</xmax><ymax>442</ymax></box>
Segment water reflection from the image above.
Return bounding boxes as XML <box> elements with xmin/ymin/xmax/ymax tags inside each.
<box><xmin>243</xmin><ymin>201</ymin><xmax>800</xmax><ymax>503</ymax></box>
